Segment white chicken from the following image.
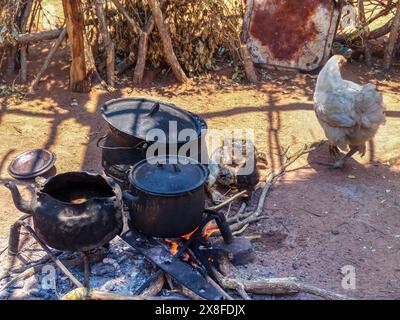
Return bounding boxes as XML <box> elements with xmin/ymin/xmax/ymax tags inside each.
<box><xmin>313</xmin><ymin>55</ymin><xmax>386</xmax><ymax>168</ymax></box>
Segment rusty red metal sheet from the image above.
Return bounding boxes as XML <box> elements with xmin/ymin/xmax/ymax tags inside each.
<box><xmin>244</xmin><ymin>0</ymin><xmax>340</xmax><ymax>71</ymax></box>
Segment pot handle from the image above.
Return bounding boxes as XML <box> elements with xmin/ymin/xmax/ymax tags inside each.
<box><xmin>96</xmin><ymin>134</ymin><xmax>149</xmax><ymax>151</ymax></box>
<box><xmin>204</xmin><ymin>209</ymin><xmax>233</xmax><ymax>244</ymax></box>
<box><xmin>122</xmin><ymin>191</ymin><xmax>140</xmax><ymax>203</ymax></box>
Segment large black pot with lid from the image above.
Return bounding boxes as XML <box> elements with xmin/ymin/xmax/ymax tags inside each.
<box><xmin>98</xmin><ymin>98</ymin><xmax>208</xmax><ymax>187</ymax></box>
<box><xmin>122</xmin><ymin>155</ymin><xmax>208</xmax><ymax>238</ymax></box>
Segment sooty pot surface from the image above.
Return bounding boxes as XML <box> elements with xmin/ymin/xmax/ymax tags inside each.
<box><xmin>123</xmin><ymin>156</ymin><xmax>208</xmax><ymax>238</ymax></box>
<box><xmin>5</xmin><ymin>172</ymin><xmax>123</xmax><ymax>252</ymax></box>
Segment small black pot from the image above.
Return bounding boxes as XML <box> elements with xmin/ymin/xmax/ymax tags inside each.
<box><xmin>123</xmin><ymin>156</ymin><xmax>208</xmax><ymax>238</ymax></box>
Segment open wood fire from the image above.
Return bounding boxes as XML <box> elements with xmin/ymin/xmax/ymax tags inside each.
<box><xmin>2</xmin><ymin>93</ymin><xmax>353</xmax><ymax>300</ymax></box>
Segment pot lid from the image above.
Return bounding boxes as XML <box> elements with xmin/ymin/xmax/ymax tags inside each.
<box><xmin>101</xmin><ymin>98</ymin><xmax>200</xmax><ymax>143</ymax></box>
<box><xmin>8</xmin><ymin>149</ymin><xmax>56</xmax><ymax>179</ymax></box>
<box><xmin>129</xmin><ymin>156</ymin><xmax>208</xmax><ymax>195</ymax></box>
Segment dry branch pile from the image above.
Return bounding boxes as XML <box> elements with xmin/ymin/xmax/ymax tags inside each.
<box><xmin>337</xmin><ymin>0</ymin><xmax>400</xmax><ymax>70</ymax></box>
<box><xmin>0</xmin><ymin>0</ymin><xmax>248</xmax><ymax>89</ymax></box>
<box><xmin>1</xmin><ymin>0</ymin><xmax>400</xmax><ymax>92</ymax></box>
<box><xmin>91</xmin><ymin>0</ymin><xmax>245</xmax><ymax>76</ymax></box>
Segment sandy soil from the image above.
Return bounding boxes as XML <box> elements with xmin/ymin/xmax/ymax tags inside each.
<box><xmin>0</xmin><ymin>42</ymin><xmax>399</xmax><ymax>299</ymax></box>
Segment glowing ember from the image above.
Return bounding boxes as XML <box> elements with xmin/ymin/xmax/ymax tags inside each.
<box><xmin>165</xmin><ymin>239</ymin><xmax>179</xmax><ymax>255</ymax></box>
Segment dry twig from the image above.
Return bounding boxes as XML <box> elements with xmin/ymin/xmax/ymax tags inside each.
<box><xmin>212</xmin><ymin>143</ymin><xmax>323</xmax><ymax>236</ymax></box>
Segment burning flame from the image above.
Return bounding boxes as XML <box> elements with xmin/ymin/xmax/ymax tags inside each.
<box><xmin>164</xmin><ymin>224</ymin><xmax>217</xmax><ymax>259</ymax></box>
<box><xmin>164</xmin><ymin>239</ymin><xmax>179</xmax><ymax>255</ymax></box>
<box><xmin>202</xmin><ymin>221</ymin><xmax>219</xmax><ymax>239</ymax></box>
<box><xmin>163</xmin><ymin>227</ymin><xmax>207</xmax><ymax>268</ymax></box>
<box><xmin>164</xmin><ymin>238</ymin><xmax>197</xmax><ymax>267</ymax></box>
<box><xmin>181</xmin><ymin>228</ymin><xmax>198</xmax><ymax>240</ymax></box>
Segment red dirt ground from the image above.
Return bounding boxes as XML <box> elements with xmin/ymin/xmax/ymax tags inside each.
<box><xmin>0</xmin><ymin>42</ymin><xmax>399</xmax><ymax>299</ymax></box>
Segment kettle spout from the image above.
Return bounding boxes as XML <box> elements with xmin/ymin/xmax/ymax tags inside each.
<box><xmin>4</xmin><ymin>181</ymin><xmax>33</xmax><ymax>214</ymax></box>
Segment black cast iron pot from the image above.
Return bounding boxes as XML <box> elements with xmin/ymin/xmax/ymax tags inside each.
<box><xmin>5</xmin><ymin>172</ymin><xmax>123</xmax><ymax>252</ymax></box>
<box><xmin>122</xmin><ymin>155</ymin><xmax>208</xmax><ymax>238</ymax></box>
<box><xmin>98</xmin><ymin>98</ymin><xmax>208</xmax><ymax>186</ymax></box>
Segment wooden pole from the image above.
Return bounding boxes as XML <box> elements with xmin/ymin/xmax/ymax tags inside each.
<box><xmin>83</xmin><ymin>34</ymin><xmax>109</xmax><ymax>89</ymax></box>
<box><xmin>111</xmin><ymin>0</ymin><xmax>166</xmax><ymax>84</ymax></box>
<box><xmin>133</xmin><ymin>0</ymin><xmax>166</xmax><ymax>84</ymax></box>
<box><xmin>28</xmin><ymin>28</ymin><xmax>67</xmax><ymax>93</ymax></box>
<box><xmin>336</xmin><ymin>2</ymin><xmax>397</xmax><ymax>43</ymax></box>
<box><xmin>358</xmin><ymin>0</ymin><xmax>373</xmax><ymax>68</ymax></box>
<box><xmin>148</xmin><ymin>0</ymin><xmax>188</xmax><ymax>83</ymax></box>
<box><xmin>95</xmin><ymin>0</ymin><xmax>115</xmax><ymax>86</ymax></box>
<box><xmin>62</xmin><ymin>0</ymin><xmax>90</xmax><ymax>92</ymax></box>
<box><xmin>6</xmin><ymin>47</ymin><xmax>17</xmax><ymax>75</ymax></box>
<box><xmin>240</xmin><ymin>44</ymin><xmax>258</xmax><ymax>83</ymax></box>
<box><xmin>133</xmin><ymin>23</ymin><xmax>151</xmax><ymax>84</ymax></box>
<box><xmin>383</xmin><ymin>2</ymin><xmax>400</xmax><ymax>71</ymax></box>
<box><xmin>0</xmin><ymin>29</ymin><xmax>64</xmax><ymax>49</ymax></box>
<box><xmin>110</xmin><ymin>0</ymin><xmax>140</xmax><ymax>33</ymax></box>
<box><xmin>110</xmin><ymin>0</ymin><xmax>141</xmax><ymax>80</ymax></box>
<box><xmin>19</xmin><ymin>0</ymin><xmax>34</xmax><ymax>84</ymax></box>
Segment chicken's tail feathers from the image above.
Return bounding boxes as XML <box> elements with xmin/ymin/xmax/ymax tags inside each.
<box><xmin>356</xmin><ymin>84</ymin><xmax>386</xmax><ymax>128</ymax></box>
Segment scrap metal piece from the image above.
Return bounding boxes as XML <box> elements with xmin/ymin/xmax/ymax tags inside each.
<box><xmin>244</xmin><ymin>0</ymin><xmax>340</xmax><ymax>71</ymax></box>
<box><xmin>120</xmin><ymin>229</ymin><xmax>223</xmax><ymax>300</ymax></box>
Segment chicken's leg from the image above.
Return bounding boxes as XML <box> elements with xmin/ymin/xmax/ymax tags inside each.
<box><xmin>329</xmin><ymin>145</ymin><xmax>341</xmax><ymax>160</ymax></box>
<box><xmin>333</xmin><ymin>147</ymin><xmax>358</xmax><ymax>169</ymax></box>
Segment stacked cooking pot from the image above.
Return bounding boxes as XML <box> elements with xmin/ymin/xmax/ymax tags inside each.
<box><xmin>99</xmin><ymin>97</ymin><xmax>210</xmax><ymax>238</ymax></box>
<box><xmin>5</xmin><ymin>97</ymin><xmax>211</xmax><ymax>255</ymax></box>
<box><xmin>98</xmin><ymin>98</ymin><xmax>208</xmax><ymax>190</ymax></box>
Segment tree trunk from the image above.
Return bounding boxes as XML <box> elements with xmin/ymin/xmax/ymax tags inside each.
<box><xmin>95</xmin><ymin>0</ymin><xmax>115</xmax><ymax>87</ymax></box>
<box><xmin>358</xmin><ymin>0</ymin><xmax>372</xmax><ymax>67</ymax></box>
<box><xmin>383</xmin><ymin>2</ymin><xmax>400</xmax><ymax>71</ymax></box>
<box><xmin>148</xmin><ymin>0</ymin><xmax>188</xmax><ymax>83</ymax></box>
<box><xmin>62</xmin><ymin>0</ymin><xmax>90</xmax><ymax>93</ymax></box>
